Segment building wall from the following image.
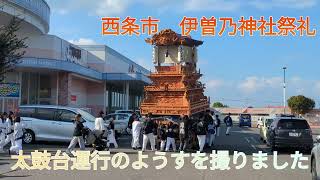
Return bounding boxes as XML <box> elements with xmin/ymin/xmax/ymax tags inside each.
<box><xmin>58</xmin><ymin>72</ymin><xmax>70</xmax><ymax>106</ymax></box>
<box><xmin>69</xmin><ymin>77</ymin><xmax>88</xmax><ymax>107</ymax></box>
<box><xmin>87</xmin><ymin>81</ymin><xmax>105</xmax><ymax>115</ymax></box>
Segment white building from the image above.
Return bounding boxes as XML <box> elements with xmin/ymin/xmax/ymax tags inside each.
<box><xmin>0</xmin><ymin>0</ymin><xmax>150</xmax><ymax>114</ymax></box>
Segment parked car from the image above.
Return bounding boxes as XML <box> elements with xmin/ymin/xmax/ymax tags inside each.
<box><xmin>267</xmin><ymin>117</ymin><xmax>313</xmax><ymax>152</ymax></box>
<box><xmin>238</xmin><ymin>113</ymin><xmax>252</xmax><ymax>127</ymax></box>
<box><xmin>311</xmin><ymin>136</ymin><xmax>320</xmax><ymax>180</ymax></box>
<box><xmin>259</xmin><ymin>117</ymin><xmax>274</xmax><ymax>143</ymax></box>
<box><xmin>114</xmin><ymin>110</ymin><xmax>134</xmax><ymax>114</ymax></box>
<box><xmin>19</xmin><ymin>105</ymin><xmax>96</xmax><ymax>144</ymax></box>
<box><xmin>104</xmin><ymin>113</ymin><xmax>131</xmax><ymax>135</ymax></box>
<box><xmin>114</xmin><ymin>109</ymin><xmax>141</xmax><ymax>117</ymax></box>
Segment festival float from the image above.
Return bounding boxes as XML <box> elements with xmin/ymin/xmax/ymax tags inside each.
<box><xmin>140</xmin><ymin>29</ymin><xmax>209</xmax><ymax>125</ymax></box>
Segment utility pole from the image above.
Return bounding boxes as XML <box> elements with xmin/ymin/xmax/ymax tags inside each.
<box><xmin>283</xmin><ymin>67</ymin><xmax>287</xmax><ymax>114</ymax></box>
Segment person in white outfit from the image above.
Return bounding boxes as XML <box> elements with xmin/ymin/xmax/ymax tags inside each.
<box><xmin>0</xmin><ymin>112</ymin><xmax>8</xmax><ymax>152</ymax></box>
<box><xmin>131</xmin><ymin>117</ymin><xmax>142</xmax><ymax>150</ymax></box>
<box><xmin>142</xmin><ymin>113</ymin><xmax>156</xmax><ymax>151</ymax></box>
<box><xmin>94</xmin><ymin>111</ymin><xmax>106</xmax><ymax>137</ymax></box>
<box><xmin>165</xmin><ymin>121</ymin><xmax>176</xmax><ymax>152</ymax></box>
<box><xmin>107</xmin><ymin>117</ymin><xmax>118</xmax><ymax>148</ymax></box>
<box><xmin>1</xmin><ymin>112</ymin><xmax>14</xmax><ymax>152</ymax></box>
<box><xmin>9</xmin><ymin>115</ymin><xmax>24</xmax><ymax>155</ymax></box>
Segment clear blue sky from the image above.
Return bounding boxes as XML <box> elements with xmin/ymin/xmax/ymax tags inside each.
<box><xmin>46</xmin><ymin>0</ymin><xmax>320</xmax><ymax>108</ymax></box>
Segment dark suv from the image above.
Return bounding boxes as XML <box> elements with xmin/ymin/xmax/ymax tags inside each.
<box><xmin>267</xmin><ymin>117</ymin><xmax>313</xmax><ymax>152</ymax></box>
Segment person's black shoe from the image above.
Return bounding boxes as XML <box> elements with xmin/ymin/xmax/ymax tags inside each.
<box><xmin>132</xmin><ymin>147</ymin><xmax>137</xmax><ymax>150</ymax></box>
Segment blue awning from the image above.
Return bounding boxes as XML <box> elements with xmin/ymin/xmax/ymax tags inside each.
<box><xmin>17</xmin><ymin>58</ymin><xmax>150</xmax><ymax>84</ymax></box>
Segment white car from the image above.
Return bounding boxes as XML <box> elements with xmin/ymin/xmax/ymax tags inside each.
<box><xmin>311</xmin><ymin>135</ymin><xmax>320</xmax><ymax>180</ymax></box>
<box><xmin>104</xmin><ymin>113</ymin><xmax>131</xmax><ymax>135</ymax></box>
<box><xmin>114</xmin><ymin>110</ymin><xmax>134</xmax><ymax>114</ymax></box>
<box><xmin>19</xmin><ymin>105</ymin><xmax>96</xmax><ymax>144</ymax></box>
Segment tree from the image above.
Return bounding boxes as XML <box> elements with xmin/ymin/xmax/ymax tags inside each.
<box><xmin>212</xmin><ymin>102</ymin><xmax>229</xmax><ymax>108</ymax></box>
<box><xmin>287</xmin><ymin>95</ymin><xmax>315</xmax><ymax>115</ymax></box>
<box><xmin>0</xmin><ymin>17</ymin><xmax>27</xmax><ymax>82</ymax></box>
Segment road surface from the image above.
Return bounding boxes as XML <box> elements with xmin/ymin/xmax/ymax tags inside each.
<box><xmin>0</xmin><ymin>124</ymin><xmax>313</xmax><ymax>180</ymax></box>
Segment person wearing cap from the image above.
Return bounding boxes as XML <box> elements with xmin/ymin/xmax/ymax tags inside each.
<box><xmin>9</xmin><ymin>113</ymin><xmax>24</xmax><ymax>155</ymax></box>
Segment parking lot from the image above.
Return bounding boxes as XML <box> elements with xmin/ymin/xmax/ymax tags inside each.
<box><xmin>0</xmin><ymin>124</ymin><xmax>314</xmax><ymax>180</ymax></box>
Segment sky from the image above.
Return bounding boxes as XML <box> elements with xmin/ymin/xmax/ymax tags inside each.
<box><xmin>46</xmin><ymin>0</ymin><xmax>320</xmax><ymax>108</ymax></box>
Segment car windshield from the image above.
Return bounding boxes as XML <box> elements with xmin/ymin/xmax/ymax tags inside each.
<box><xmin>265</xmin><ymin>119</ymin><xmax>273</xmax><ymax>126</ymax></box>
<box><xmin>77</xmin><ymin>109</ymin><xmax>95</xmax><ymax>122</ymax></box>
<box><xmin>240</xmin><ymin>114</ymin><xmax>250</xmax><ymax>119</ymax></box>
<box><xmin>278</xmin><ymin>119</ymin><xmax>310</xmax><ymax>129</ymax></box>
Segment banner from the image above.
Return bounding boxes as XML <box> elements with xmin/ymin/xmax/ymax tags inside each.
<box><xmin>0</xmin><ymin>83</ymin><xmax>20</xmax><ymax>98</ymax></box>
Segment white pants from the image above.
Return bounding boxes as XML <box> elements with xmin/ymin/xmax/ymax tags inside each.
<box><xmin>107</xmin><ymin>130</ymin><xmax>118</xmax><ymax>148</ymax></box>
<box><xmin>197</xmin><ymin>135</ymin><xmax>206</xmax><ymax>152</ymax></box>
<box><xmin>0</xmin><ymin>132</ymin><xmax>5</xmax><ymax>150</ymax></box>
<box><xmin>10</xmin><ymin>139</ymin><xmax>22</xmax><ymax>154</ymax></box>
<box><xmin>216</xmin><ymin>127</ymin><xmax>220</xmax><ymax>137</ymax></box>
<box><xmin>132</xmin><ymin>133</ymin><xmax>141</xmax><ymax>148</ymax></box>
<box><xmin>67</xmin><ymin>136</ymin><xmax>85</xmax><ymax>152</ymax></box>
<box><xmin>1</xmin><ymin>134</ymin><xmax>14</xmax><ymax>149</ymax></box>
<box><xmin>142</xmin><ymin>133</ymin><xmax>155</xmax><ymax>151</ymax></box>
<box><xmin>160</xmin><ymin>140</ymin><xmax>166</xmax><ymax>151</ymax></box>
<box><xmin>226</xmin><ymin>127</ymin><xmax>232</xmax><ymax>135</ymax></box>
<box><xmin>165</xmin><ymin>137</ymin><xmax>176</xmax><ymax>151</ymax></box>
<box><xmin>208</xmin><ymin>134</ymin><xmax>216</xmax><ymax>147</ymax></box>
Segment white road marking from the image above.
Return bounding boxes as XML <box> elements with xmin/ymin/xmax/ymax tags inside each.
<box><xmin>250</xmin><ymin>137</ymin><xmax>259</xmax><ymax>144</ymax></box>
<box><xmin>245</xmin><ymin>137</ymin><xmax>257</xmax><ymax>151</ymax></box>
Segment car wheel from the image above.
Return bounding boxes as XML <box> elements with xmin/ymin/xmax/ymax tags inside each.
<box><xmin>23</xmin><ymin>130</ymin><xmax>35</xmax><ymax>144</ymax></box>
<box><xmin>312</xmin><ymin>157</ymin><xmax>318</xmax><ymax>180</ymax></box>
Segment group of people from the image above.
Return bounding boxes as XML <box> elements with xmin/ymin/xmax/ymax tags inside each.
<box><xmin>128</xmin><ymin>110</ymin><xmax>234</xmax><ymax>153</ymax></box>
<box><xmin>0</xmin><ymin>109</ymin><xmax>233</xmax><ymax>154</ymax></box>
<box><xmin>0</xmin><ymin>111</ymin><xmax>24</xmax><ymax>154</ymax></box>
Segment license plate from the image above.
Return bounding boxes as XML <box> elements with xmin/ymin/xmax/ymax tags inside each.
<box><xmin>289</xmin><ymin>132</ymin><xmax>300</xmax><ymax>137</ymax></box>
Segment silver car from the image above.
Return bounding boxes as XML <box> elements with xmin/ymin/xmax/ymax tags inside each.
<box><xmin>311</xmin><ymin>135</ymin><xmax>320</xmax><ymax>180</ymax></box>
<box><xmin>104</xmin><ymin>113</ymin><xmax>131</xmax><ymax>135</ymax></box>
<box><xmin>19</xmin><ymin>105</ymin><xmax>95</xmax><ymax>144</ymax></box>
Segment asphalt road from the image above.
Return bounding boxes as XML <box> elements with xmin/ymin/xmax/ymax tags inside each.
<box><xmin>0</xmin><ymin>125</ymin><xmax>313</xmax><ymax>180</ymax></box>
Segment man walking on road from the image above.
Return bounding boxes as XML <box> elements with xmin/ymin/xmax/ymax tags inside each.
<box><xmin>224</xmin><ymin>113</ymin><xmax>233</xmax><ymax>135</ymax></box>
<box><xmin>142</xmin><ymin>113</ymin><xmax>156</xmax><ymax>151</ymax></box>
<box><xmin>66</xmin><ymin>114</ymin><xmax>85</xmax><ymax>154</ymax></box>
<box><xmin>195</xmin><ymin>113</ymin><xmax>207</xmax><ymax>152</ymax></box>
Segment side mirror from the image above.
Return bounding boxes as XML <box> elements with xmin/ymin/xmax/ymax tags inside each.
<box><xmin>316</xmin><ymin>135</ymin><xmax>320</xmax><ymax>143</ymax></box>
